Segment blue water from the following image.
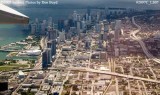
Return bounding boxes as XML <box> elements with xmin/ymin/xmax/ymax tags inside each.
<box><xmin>0</xmin><ymin>7</ymin><xmax>86</xmax><ymax>60</ymax></box>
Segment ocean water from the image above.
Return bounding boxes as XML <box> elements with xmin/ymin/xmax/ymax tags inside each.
<box><xmin>0</xmin><ymin>7</ymin><xmax>86</xmax><ymax>60</ymax></box>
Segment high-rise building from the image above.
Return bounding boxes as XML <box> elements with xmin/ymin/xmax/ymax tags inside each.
<box><xmin>42</xmin><ymin>49</ymin><xmax>48</xmax><ymax>68</ymax></box>
<box><xmin>96</xmin><ymin>23</ymin><xmax>101</xmax><ymax>32</ymax></box>
<box><xmin>100</xmin><ymin>22</ymin><xmax>104</xmax><ymax>40</ymax></box>
<box><xmin>58</xmin><ymin>19</ymin><xmax>64</xmax><ymax>31</ymax></box>
<box><xmin>77</xmin><ymin>21</ymin><xmax>81</xmax><ymax>34</ymax></box>
<box><xmin>48</xmin><ymin>27</ymin><xmax>57</xmax><ymax>40</ymax></box>
<box><xmin>51</xmin><ymin>40</ymin><xmax>56</xmax><ymax>56</ymax></box>
<box><xmin>47</xmin><ymin>40</ymin><xmax>56</xmax><ymax>56</ymax></box>
<box><xmin>87</xmin><ymin>7</ymin><xmax>91</xmax><ymax>16</ymax></box>
<box><xmin>89</xmin><ymin>16</ymin><xmax>92</xmax><ymax>23</ymax></box>
<box><xmin>86</xmin><ymin>13</ymin><xmax>89</xmax><ymax>21</ymax></box>
<box><xmin>48</xmin><ymin>17</ymin><xmax>53</xmax><ymax>27</ymax></box>
<box><xmin>42</xmin><ymin>48</ymin><xmax>52</xmax><ymax>68</ymax></box>
<box><xmin>69</xmin><ymin>27</ymin><xmax>77</xmax><ymax>35</ymax></box>
<box><xmin>81</xmin><ymin>21</ymin><xmax>86</xmax><ymax>30</ymax></box>
<box><xmin>114</xmin><ymin>20</ymin><xmax>121</xmax><ymax>42</ymax></box>
<box><xmin>47</xmin><ymin>48</ymin><xmax>52</xmax><ymax>64</ymax></box>
<box><xmin>35</xmin><ymin>18</ymin><xmax>39</xmax><ymax>23</ymax></box>
<box><xmin>59</xmin><ymin>30</ymin><xmax>65</xmax><ymax>42</ymax></box>
<box><xmin>41</xmin><ymin>23</ymin><xmax>46</xmax><ymax>34</ymax></box>
<box><xmin>73</xmin><ymin>11</ymin><xmax>78</xmax><ymax>21</ymax></box>
<box><xmin>31</xmin><ymin>23</ymin><xmax>37</xmax><ymax>34</ymax></box>
<box><xmin>85</xmin><ymin>36</ymin><xmax>91</xmax><ymax>49</ymax></box>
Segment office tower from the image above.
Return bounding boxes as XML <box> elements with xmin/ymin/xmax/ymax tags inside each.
<box><xmin>35</xmin><ymin>18</ymin><xmax>39</xmax><ymax>23</ymax></box>
<box><xmin>96</xmin><ymin>23</ymin><xmax>101</xmax><ymax>32</ymax></box>
<box><xmin>51</xmin><ymin>40</ymin><xmax>56</xmax><ymax>56</ymax></box>
<box><xmin>86</xmin><ymin>13</ymin><xmax>89</xmax><ymax>21</ymax></box>
<box><xmin>77</xmin><ymin>15</ymin><xmax>81</xmax><ymax>21</ymax></box>
<box><xmin>48</xmin><ymin>27</ymin><xmax>57</xmax><ymax>40</ymax></box>
<box><xmin>77</xmin><ymin>21</ymin><xmax>81</xmax><ymax>34</ymax></box>
<box><xmin>47</xmin><ymin>41</ymin><xmax>52</xmax><ymax>49</ymax></box>
<box><xmin>47</xmin><ymin>48</ymin><xmax>52</xmax><ymax>64</ymax></box>
<box><xmin>99</xmin><ymin>40</ymin><xmax>103</xmax><ymax>48</ymax></box>
<box><xmin>96</xmin><ymin>12</ymin><xmax>100</xmax><ymax>21</ymax></box>
<box><xmin>69</xmin><ymin>27</ymin><xmax>77</xmax><ymax>35</ymax></box>
<box><xmin>100</xmin><ymin>22</ymin><xmax>104</xmax><ymax>40</ymax></box>
<box><xmin>89</xmin><ymin>16</ymin><xmax>92</xmax><ymax>23</ymax></box>
<box><xmin>85</xmin><ymin>38</ymin><xmax>91</xmax><ymax>49</ymax></box>
<box><xmin>103</xmin><ymin>20</ymin><xmax>109</xmax><ymax>32</ymax></box>
<box><xmin>115</xmin><ymin>48</ymin><xmax>119</xmax><ymax>57</ymax></box>
<box><xmin>73</xmin><ymin>11</ymin><xmax>78</xmax><ymax>21</ymax></box>
<box><xmin>31</xmin><ymin>23</ymin><xmax>37</xmax><ymax>34</ymax></box>
<box><xmin>48</xmin><ymin>17</ymin><xmax>53</xmax><ymax>27</ymax></box>
<box><xmin>42</xmin><ymin>49</ymin><xmax>48</xmax><ymax>68</ymax></box>
<box><xmin>47</xmin><ymin>40</ymin><xmax>56</xmax><ymax>56</ymax></box>
<box><xmin>114</xmin><ymin>20</ymin><xmax>121</xmax><ymax>42</ymax></box>
<box><xmin>58</xmin><ymin>19</ymin><xmax>64</xmax><ymax>31</ymax></box>
<box><xmin>87</xmin><ymin>7</ymin><xmax>91</xmax><ymax>16</ymax></box>
<box><xmin>81</xmin><ymin>21</ymin><xmax>86</xmax><ymax>30</ymax></box>
<box><xmin>59</xmin><ymin>30</ymin><xmax>65</xmax><ymax>42</ymax></box>
<box><xmin>110</xmin><ymin>22</ymin><xmax>115</xmax><ymax>30</ymax></box>
<box><xmin>68</xmin><ymin>19</ymin><xmax>75</xmax><ymax>27</ymax></box>
<box><xmin>41</xmin><ymin>23</ymin><xmax>46</xmax><ymax>34</ymax></box>
<box><xmin>42</xmin><ymin>48</ymin><xmax>52</xmax><ymax>68</ymax></box>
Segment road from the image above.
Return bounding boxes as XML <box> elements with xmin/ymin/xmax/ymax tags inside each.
<box><xmin>4</xmin><ymin>67</ymin><xmax>160</xmax><ymax>84</ymax></box>
<box><xmin>130</xmin><ymin>16</ymin><xmax>160</xmax><ymax>64</ymax></box>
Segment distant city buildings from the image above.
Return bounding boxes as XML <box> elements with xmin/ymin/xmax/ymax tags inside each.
<box><xmin>114</xmin><ymin>20</ymin><xmax>122</xmax><ymax>42</ymax></box>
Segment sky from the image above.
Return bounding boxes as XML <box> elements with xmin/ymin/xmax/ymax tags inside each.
<box><xmin>0</xmin><ymin>0</ymin><xmax>160</xmax><ymax>9</ymax></box>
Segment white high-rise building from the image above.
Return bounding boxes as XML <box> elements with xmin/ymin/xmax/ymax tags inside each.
<box><xmin>81</xmin><ymin>21</ymin><xmax>86</xmax><ymax>30</ymax></box>
<box><xmin>59</xmin><ymin>30</ymin><xmax>65</xmax><ymax>42</ymax></box>
<box><xmin>114</xmin><ymin>20</ymin><xmax>121</xmax><ymax>42</ymax></box>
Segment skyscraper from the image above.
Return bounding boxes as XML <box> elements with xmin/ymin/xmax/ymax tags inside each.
<box><xmin>73</xmin><ymin>11</ymin><xmax>78</xmax><ymax>21</ymax></box>
<box><xmin>51</xmin><ymin>40</ymin><xmax>56</xmax><ymax>56</ymax></box>
<box><xmin>58</xmin><ymin>19</ymin><xmax>64</xmax><ymax>31</ymax></box>
<box><xmin>77</xmin><ymin>21</ymin><xmax>81</xmax><ymax>34</ymax></box>
<box><xmin>59</xmin><ymin>30</ymin><xmax>65</xmax><ymax>42</ymax></box>
<box><xmin>114</xmin><ymin>20</ymin><xmax>121</xmax><ymax>42</ymax></box>
<box><xmin>31</xmin><ymin>23</ymin><xmax>37</xmax><ymax>34</ymax></box>
<box><xmin>48</xmin><ymin>27</ymin><xmax>57</xmax><ymax>40</ymax></box>
<box><xmin>42</xmin><ymin>48</ymin><xmax>52</xmax><ymax>68</ymax></box>
<box><xmin>42</xmin><ymin>49</ymin><xmax>48</xmax><ymax>68</ymax></box>
<box><xmin>48</xmin><ymin>17</ymin><xmax>53</xmax><ymax>27</ymax></box>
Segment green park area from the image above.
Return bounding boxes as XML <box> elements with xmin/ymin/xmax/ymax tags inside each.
<box><xmin>0</xmin><ymin>63</ymin><xmax>29</xmax><ymax>71</ymax></box>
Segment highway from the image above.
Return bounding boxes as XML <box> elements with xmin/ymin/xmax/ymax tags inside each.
<box><xmin>130</xmin><ymin>16</ymin><xmax>160</xmax><ymax>64</ymax></box>
<box><xmin>3</xmin><ymin>67</ymin><xmax>160</xmax><ymax>84</ymax></box>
